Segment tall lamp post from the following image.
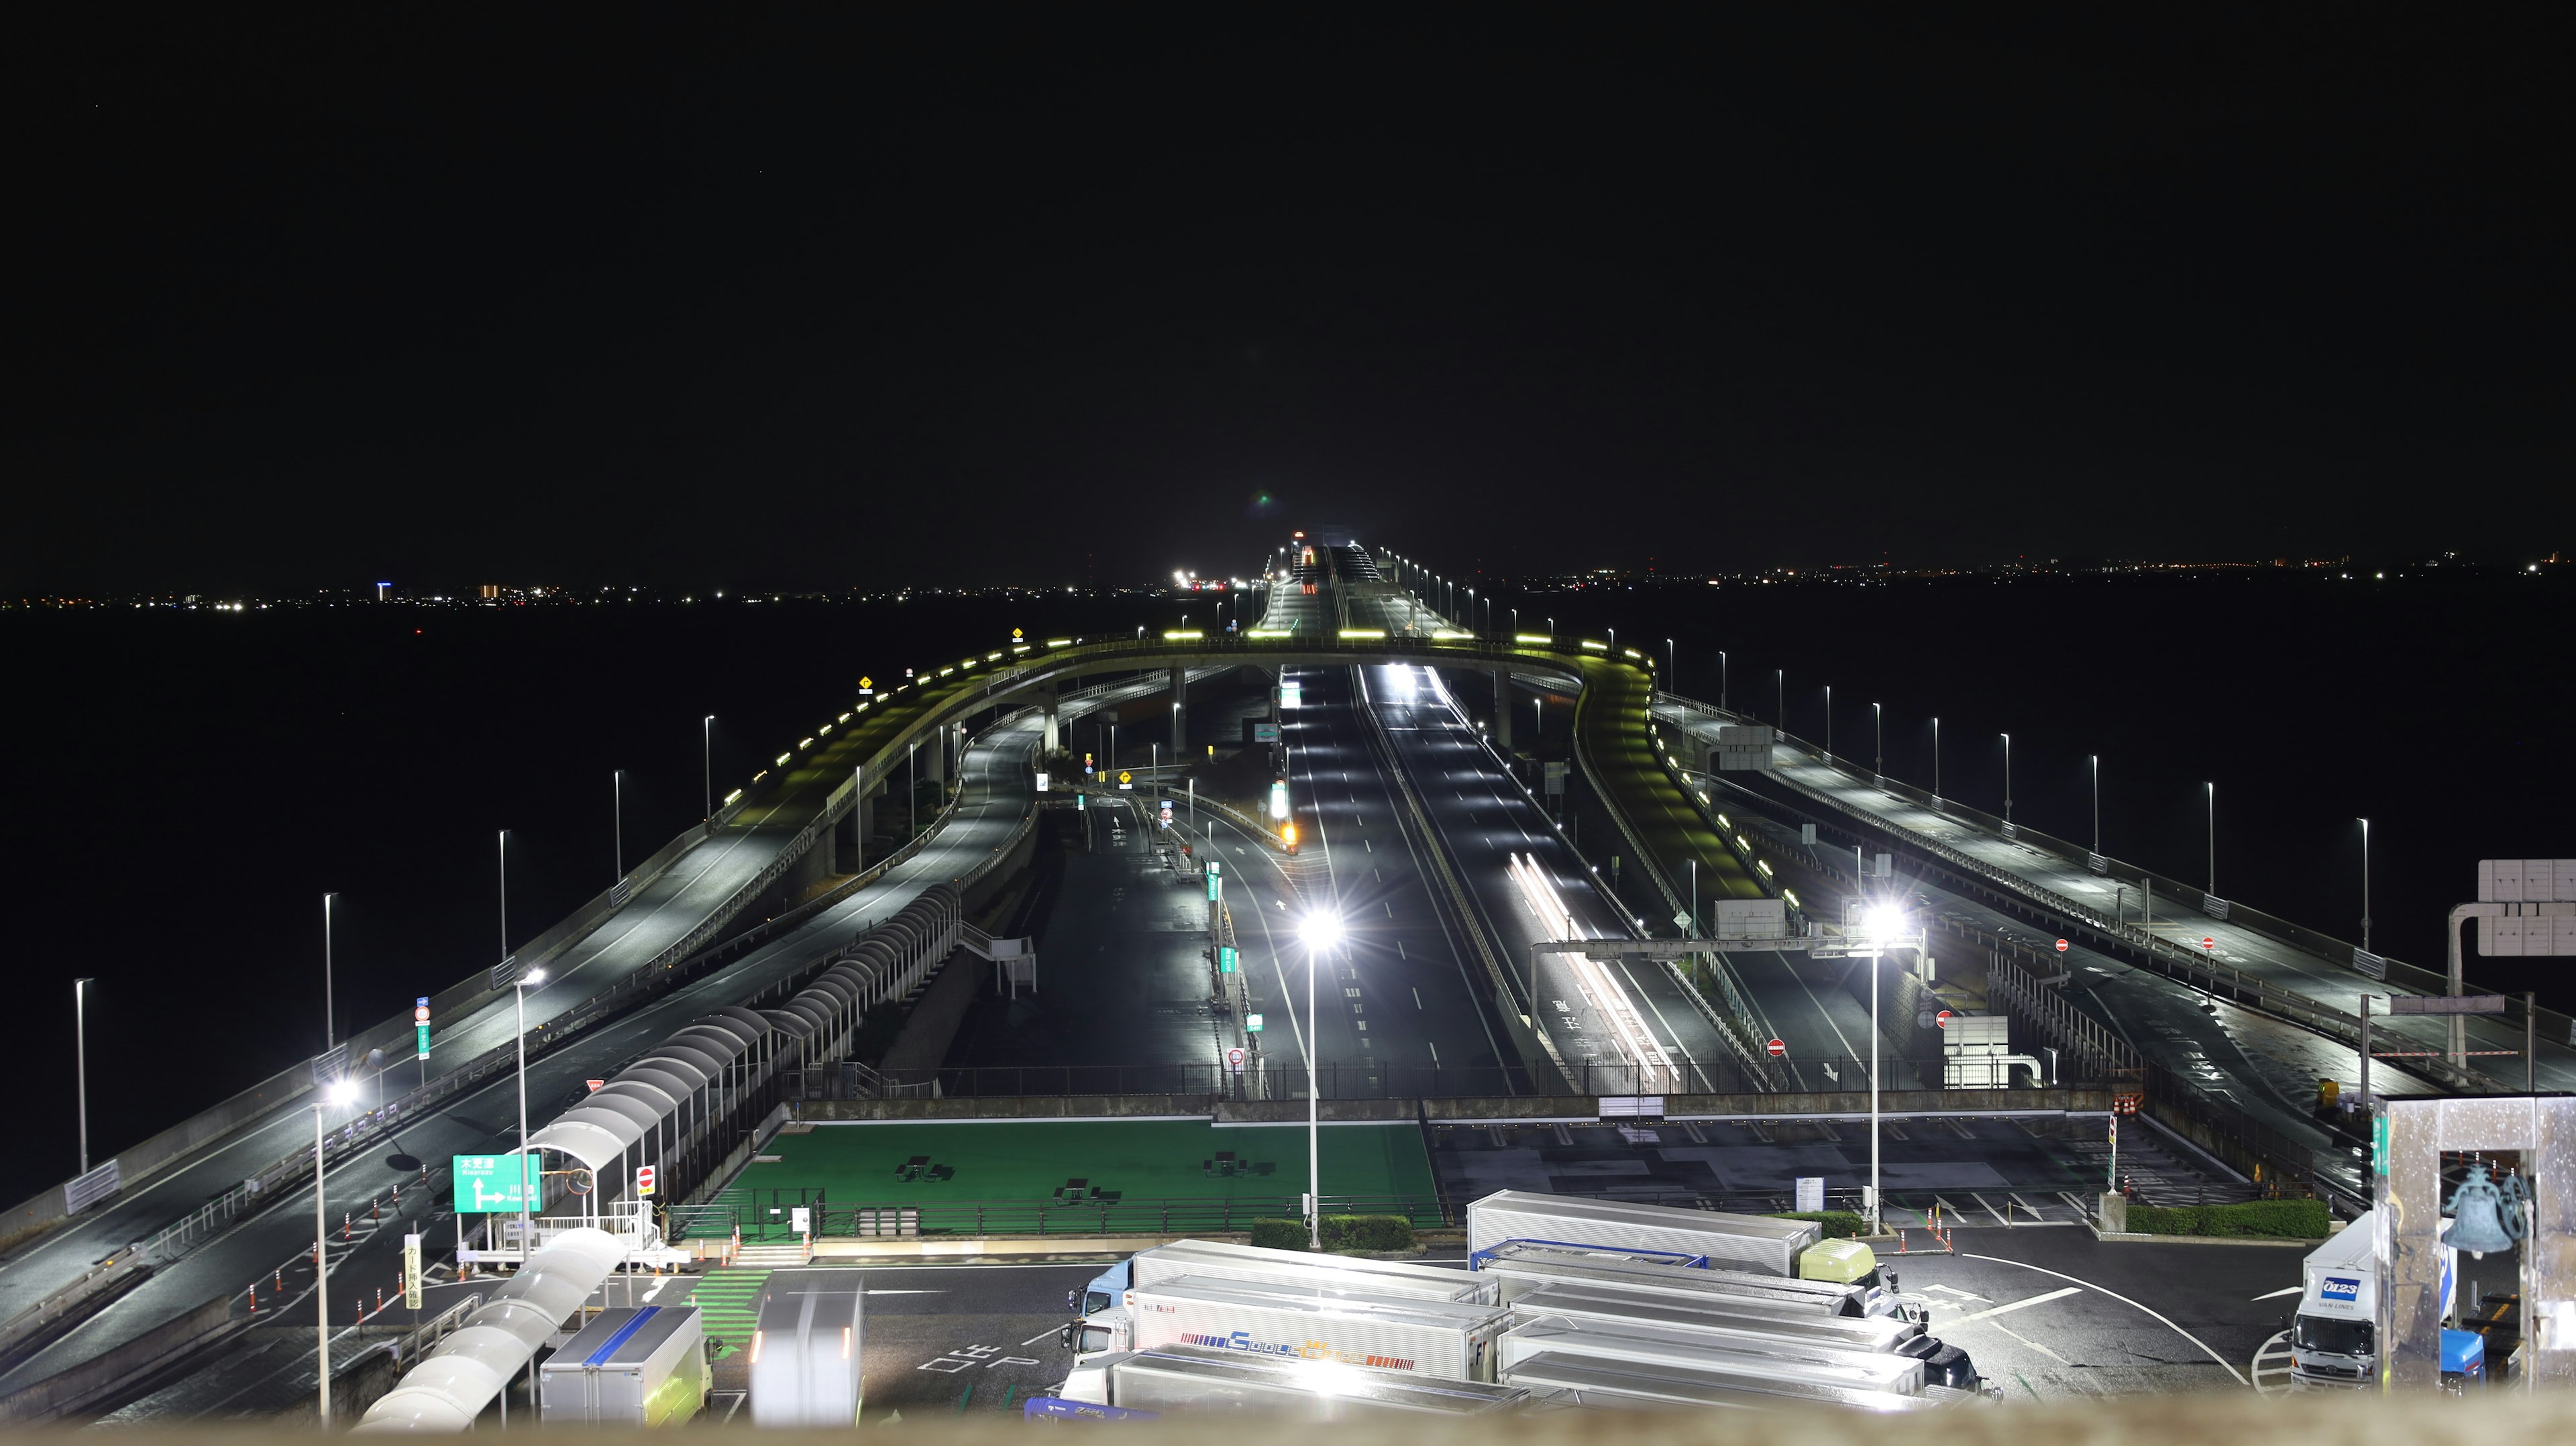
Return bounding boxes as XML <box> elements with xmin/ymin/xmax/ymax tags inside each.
<box><xmin>1717</xmin><ymin>650</ymin><xmax>1727</xmax><ymax>712</ymax></box>
<box><xmin>2357</xmin><ymin>818</ymin><xmax>2371</xmax><ymax>953</ymax></box>
<box><xmin>1298</xmin><ymin>911</ymin><xmax>1343</xmax><ymax>1250</ymax></box>
<box><xmin>1931</xmin><ymin>718</ymin><xmax>1941</xmax><ymax>801</ymax></box>
<box><xmin>314</xmin><ymin>1074</ymin><xmax>360</xmax><ymax>1426</ymax></box>
<box><xmin>702</xmin><ymin>715</ymin><xmax>716</xmax><ymax>820</ymax></box>
<box><xmin>2091</xmin><ymin>755</ymin><xmax>2101</xmax><ymax>856</ymax></box>
<box><xmin>513</xmin><ymin>966</ymin><xmax>549</xmax><ymax>1267</ymax></box>
<box><xmin>1872</xmin><ymin>702</ymin><xmax>1882</xmax><ymax>781</ymax></box>
<box><xmin>323</xmin><ymin>892</ymin><xmax>338</xmax><ymax>1051</ymax></box>
<box><xmin>613</xmin><ymin>769</ymin><xmax>626</xmax><ymax>879</ymax></box>
<box><xmin>1858</xmin><ymin>903</ymin><xmax>1911</xmax><ymax>1239</ymax></box>
<box><xmin>74</xmin><ymin>979</ymin><xmax>95</xmax><ymax>1174</ymax></box>
<box><xmin>2000</xmin><ymin>734</ymin><xmax>2012</xmax><ymax>825</ymax></box>
<box><xmin>2206</xmin><ymin>783</ymin><xmax>2217</xmax><ymax>895</ymax></box>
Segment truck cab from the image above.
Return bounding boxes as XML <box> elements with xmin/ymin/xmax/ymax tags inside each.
<box><xmin>1796</xmin><ymin>1239</ymin><xmax>1896</xmax><ymax>1314</ymax></box>
<box><xmin>2288</xmin><ymin>1209</ymin><xmax>2455</xmax><ymax>1391</ymax></box>
<box><xmin>1065</xmin><ymin>1262</ymin><xmax>1134</xmax><ymax>1361</ymax></box>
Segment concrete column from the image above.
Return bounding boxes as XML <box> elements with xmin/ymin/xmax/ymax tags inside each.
<box><xmin>1041</xmin><ymin>683</ymin><xmax>1060</xmax><ymax>753</ymax></box>
<box><xmin>923</xmin><ymin>724</ymin><xmax>947</xmax><ymax>785</ymax></box>
<box><xmin>1170</xmin><ymin>664</ymin><xmax>1187</xmax><ymax>759</ymax></box>
<box><xmin>1492</xmin><ymin>669</ymin><xmax>1513</xmax><ymax>750</ymax></box>
<box><xmin>856</xmin><ymin>775</ymin><xmax>874</xmax><ymax>858</ymax></box>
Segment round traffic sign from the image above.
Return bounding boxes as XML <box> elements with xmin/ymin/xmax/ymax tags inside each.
<box><xmin>2202</xmin><ymin>936</ymin><xmax>2216</xmax><ymax>951</ymax></box>
<box><xmin>1765</xmin><ymin>1038</ymin><xmax>1786</xmax><ymax>1058</ymax></box>
<box><xmin>414</xmin><ymin>1005</ymin><xmax>431</xmax><ymax>1022</ymax></box>
<box><xmin>1935</xmin><ymin>1009</ymin><xmax>1955</xmax><ymax>1030</ymax></box>
<box><xmin>2055</xmin><ymin>938</ymin><xmax>2069</xmax><ymax>954</ymax></box>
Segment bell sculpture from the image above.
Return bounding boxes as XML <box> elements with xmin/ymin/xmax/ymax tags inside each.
<box><xmin>2442</xmin><ymin>1162</ymin><xmax>2530</xmax><ymax>1259</ymax></box>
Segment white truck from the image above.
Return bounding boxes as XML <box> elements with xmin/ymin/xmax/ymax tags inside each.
<box><xmin>2290</xmin><ymin>1209</ymin><xmax>2455</xmax><ymax>1390</ymax></box>
<box><xmin>1122</xmin><ymin>1277</ymin><xmax>1513</xmax><ymax>1381</ymax></box>
<box><xmin>1499</xmin><ymin>1317</ymin><xmax>1974</xmax><ymax>1411</ymax></box>
<box><xmin>1067</xmin><ymin>1238</ymin><xmax>1496</xmax><ymax>1359</ymax></box>
<box><xmin>1505</xmin><ymin>1281</ymin><xmax>1982</xmax><ymax>1390</ymax></box>
<box><xmin>1473</xmin><ymin>1239</ymin><xmax>1892</xmax><ymax>1318</ymax></box>
<box><xmin>1042</xmin><ymin>1343</ymin><xmax>1531</xmax><ymax>1419</ymax></box>
<box><xmin>748</xmin><ymin>1272</ymin><xmax>865</xmax><ymax>1427</ymax></box>
<box><xmin>1466</xmin><ymin>1190</ymin><xmax>1894</xmax><ymax>1311</ymax></box>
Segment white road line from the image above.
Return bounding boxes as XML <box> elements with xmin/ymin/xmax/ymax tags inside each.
<box><xmin>1944</xmin><ymin>1286</ymin><xmax>2081</xmax><ymax>1323</ymax></box>
<box><xmin>2252</xmin><ymin>1285</ymin><xmax>2302</xmax><ymax>1300</ymax></box>
<box><xmin>1960</xmin><ymin>1253</ymin><xmax>2251</xmax><ymax>1388</ymax></box>
<box><xmin>1020</xmin><ymin>1326</ymin><xmax>1063</xmax><ymax>1346</ymax></box>
<box><xmin>1970</xmin><ymin>1193</ymin><xmax>2011</xmax><ymax>1227</ymax></box>
<box><xmin>1986</xmin><ymin>1319</ymin><xmax>2070</xmax><ymax>1364</ymax></box>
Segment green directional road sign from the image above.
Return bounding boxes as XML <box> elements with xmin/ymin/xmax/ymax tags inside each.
<box><xmin>1246</xmin><ymin>1013</ymin><xmax>1264</xmax><ymax>1033</ymax></box>
<box><xmin>1220</xmin><ymin>946</ymin><xmax>1238</xmax><ymax>974</ymax></box>
<box><xmin>451</xmin><ymin>1154</ymin><xmax>543</xmax><ymax>1212</ymax></box>
<box><xmin>415</xmin><ymin>1023</ymin><xmax>431</xmax><ymax>1060</ymax></box>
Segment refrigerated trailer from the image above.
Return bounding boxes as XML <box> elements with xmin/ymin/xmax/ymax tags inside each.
<box><xmin>1466</xmin><ymin>1190</ymin><xmax>1891</xmax><ymax>1308</ymax></box>
<box><xmin>1123</xmin><ymin>1278</ymin><xmax>1513</xmax><ymax>1381</ymax></box>
<box><xmin>537</xmin><ymin>1306</ymin><xmax>709</xmax><ymax>1427</ymax></box>
<box><xmin>1501</xmin><ymin>1317</ymin><xmax>1928</xmax><ymax>1397</ymax></box>
<box><xmin>1505</xmin><ymin>1282</ymin><xmax>1980</xmax><ymax>1390</ymax></box>
<box><xmin>1503</xmin><ymin>1351</ymin><xmax>1953</xmax><ymax>1414</ymax></box>
<box><xmin>747</xmin><ymin>1272</ymin><xmax>865</xmax><ymax>1427</ymax></box>
<box><xmin>1069</xmin><ymin>1243</ymin><xmax>1496</xmax><ymax>1360</ymax></box>
<box><xmin>1472</xmin><ymin>1240</ymin><xmax>1887</xmax><ymax>1317</ymax></box>
<box><xmin>1046</xmin><ymin>1344</ymin><xmax>1532</xmax><ymax>1419</ymax></box>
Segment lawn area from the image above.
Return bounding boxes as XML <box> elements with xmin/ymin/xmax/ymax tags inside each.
<box><xmin>712</xmin><ymin>1120</ymin><xmax>1439</xmax><ymax>1237</ymax></box>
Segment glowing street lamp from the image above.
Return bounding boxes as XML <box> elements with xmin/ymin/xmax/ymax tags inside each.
<box><xmin>1298</xmin><ymin>909</ymin><xmax>1344</xmax><ymax>1249</ymax></box>
<box><xmin>315</xmin><ymin>1074</ymin><xmax>362</xmax><ymax>1426</ymax></box>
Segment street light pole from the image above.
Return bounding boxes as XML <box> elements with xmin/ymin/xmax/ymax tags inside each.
<box><xmin>1932</xmin><ymin>718</ymin><xmax>1940</xmax><ymax>799</ymax></box>
<box><xmin>497</xmin><ymin>830</ymin><xmax>511</xmax><ymax>961</ymax></box>
<box><xmin>1666</xmin><ymin>638</ymin><xmax>1676</xmax><ymax>687</ymax></box>
<box><xmin>614</xmin><ymin>769</ymin><xmax>625</xmax><ymax>880</ymax></box>
<box><xmin>2001</xmin><ymin>734</ymin><xmax>2012</xmax><ymax>825</ymax></box>
<box><xmin>702</xmin><ymin>715</ymin><xmax>715</xmax><ymax>820</ymax></box>
<box><xmin>1718</xmin><ymin>651</ymin><xmax>1727</xmax><ymax>712</ymax></box>
<box><xmin>74</xmin><ymin>979</ymin><xmax>94</xmax><ymax>1175</ymax></box>
<box><xmin>513</xmin><ymin>968</ymin><xmax>547</xmax><ymax>1267</ymax></box>
<box><xmin>1776</xmin><ymin>671</ymin><xmax>1784</xmax><ymax>730</ymax></box>
<box><xmin>314</xmin><ymin>1074</ymin><xmax>356</xmax><ymax>1427</ymax></box>
<box><xmin>2206</xmin><ymin>783</ymin><xmax>2217</xmax><ymax>895</ymax></box>
<box><xmin>2091</xmin><ymin>756</ymin><xmax>2100</xmax><ymax>855</ymax></box>
<box><xmin>1823</xmin><ymin>685</ymin><xmax>1832</xmax><ymax>763</ymax></box>
<box><xmin>2357</xmin><ymin>818</ymin><xmax>2371</xmax><ymax>953</ymax></box>
<box><xmin>1872</xmin><ymin>702</ymin><xmax>1882</xmax><ymax>781</ymax></box>
<box><xmin>323</xmin><ymin>891</ymin><xmax>337</xmax><ymax>1051</ymax></box>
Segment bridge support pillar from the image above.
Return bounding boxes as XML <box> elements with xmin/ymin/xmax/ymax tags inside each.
<box><xmin>924</xmin><ymin>724</ymin><xmax>948</xmax><ymax>787</ymax></box>
<box><xmin>1170</xmin><ymin>664</ymin><xmax>1187</xmax><ymax>760</ymax></box>
<box><xmin>1493</xmin><ymin>669</ymin><xmax>1513</xmax><ymax>750</ymax></box>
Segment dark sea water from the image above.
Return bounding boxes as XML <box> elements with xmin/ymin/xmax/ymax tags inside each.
<box><xmin>3</xmin><ymin>569</ymin><xmax>2570</xmax><ymax>1206</ymax></box>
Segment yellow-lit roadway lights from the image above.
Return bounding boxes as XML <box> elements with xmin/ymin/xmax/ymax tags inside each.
<box><xmin>1296</xmin><ymin>909</ymin><xmax>1345</xmax><ymax>1249</ymax></box>
<box><xmin>313</xmin><ymin>1074</ymin><xmax>363</xmax><ymax>1425</ymax></box>
<box><xmin>1856</xmin><ymin>901</ymin><xmax>1916</xmax><ymax>1237</ymax></box>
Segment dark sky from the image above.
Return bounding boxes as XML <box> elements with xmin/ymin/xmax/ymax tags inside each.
<box><xmin>7</xmin><ymin>8</ymin><xmax>2567</xmax><ymax>592</ymax></box>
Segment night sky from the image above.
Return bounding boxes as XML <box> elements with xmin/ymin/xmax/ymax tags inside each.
<box><xmin>9</xmin><ymin>9</ymin><xmax>2568</xmax><ymax>592</ymax></box>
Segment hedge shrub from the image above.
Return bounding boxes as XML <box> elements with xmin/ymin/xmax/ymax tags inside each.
<box><xmin>1769</xmin><ymin>1211</ymin><xmax>1868</xmax><ymax>1240</ymax></box>
<box><xmin>1322</xmin><ymin>1215</ymin><xmax>1416</xmax><ymax>1252</ymax></box>
<box><xmin>2123</xmin><ymin>1198</ymin><xmax>2332</xmax><ymax>1239</ymax></box>
<box><xmin>1248</xmin><ymin>1218</ymin><xmax>1311</xmax><ymax>1252</ymax></box>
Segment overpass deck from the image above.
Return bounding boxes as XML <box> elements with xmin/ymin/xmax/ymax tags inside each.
<box><xmin>1654</xmin><ymin>701</ymin><xmax>2576</xmax><ymax>1096</ymax></box>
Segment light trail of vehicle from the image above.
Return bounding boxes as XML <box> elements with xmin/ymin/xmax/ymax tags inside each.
<box><xmin>1507</xmin><ymin>850</ymin><xmax>1676</xmax><ymax>1093</ymax></box>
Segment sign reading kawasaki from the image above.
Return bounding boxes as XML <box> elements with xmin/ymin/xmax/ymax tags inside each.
<box><xmin>451</xmin><ymin>1153</ymin><xmax>543</xmax><ymax>1212</ymax></box>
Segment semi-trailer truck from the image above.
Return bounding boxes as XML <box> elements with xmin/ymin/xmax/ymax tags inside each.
<box><xmin>1501</xmin><ymin>1317</ymin><xmax>1929</xmax><ymax>1396</ymax></box>
<box><xmin>1044</xmin><ymin>1343</ymin><xmax>1532</xmax><ymax>1419</ymax></box>
<box><xmin>2289</xmin><ymin>1209</ymin><xmax>2457</xmax><ymax>1390</ymax></box>
<box><xmin>747</xmin><ymin>1271</ymin><xmax>865</xmax><ymax>1427</ymax></box>
<box><xmin>1121</xmin><ymin>1277</ymin><xmax>1514</xmax><ymax>1381</ymax></box>
<box><xmin>1466</xmin><ymin>1190</ymin><xmax>1894</xmax><ymax>1309</ymax></box>
<box><xmin>1505</xmin><ymin>1282</ymin><xmax>1981</xmax><ymax>1390</ymax></box>
<box><xmin>1067</xmin><ymin>1238</ymin><xmax>1495</xmax><ymax>1358</ymax></box>
<box><xmin>1472</xmin><ymin>1239</ymin><xmax>1892</xmax><ymax>1318</ymax></box>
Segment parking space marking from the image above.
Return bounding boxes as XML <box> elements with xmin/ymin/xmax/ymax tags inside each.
<box><xmin>1960</xmin><ymin>1253</ymin><xmax>2251</xmax><ymax>1388</ymax></box>
<box><xmin>1946</xmin><ymin>1286</ymin><xmax>2081</xmax><ymax>1323</ymax></box>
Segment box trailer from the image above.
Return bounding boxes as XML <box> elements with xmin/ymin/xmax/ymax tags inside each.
<box><xmin>1472</xmin><ymin>1240</ymin><xmax>1885</xmax><ymax>1317</ymax></box>
<box><xmin>1500</xmin><ymin>1317</ymin><xmax>1927</xmax><ymax>1397</ymax></box>
<box><xmin>1071</xmin><ymin>1239</ymin><xmax>1496</xmax><ymax>1360</ymax></box>
<box><xmin>537</xmin><ymin>1305</ymin><xmax>708</xmax><ymax>1427</ymax></box>
<box><xmin>1124</xmin><ymin>1278</ymin><xmax>1512</xmax><ymax>1382</ymax></box>
<box><xmin>1045</xmin><ymin>1344</ymin><xmax>1530</xmax><ymax>1420</ymax></box>
<box><xmin>1504</xmin><ymin>1351</ymin><xmax>1954</xmax><ymax>1414</ymax></box>
<box><xmin>1466</xmin><ymin>1190</ymin><xmax>1891</xmax><ymax>1306</ymax></box>
<box><xmin>1506</xmin><ymin>1282</ymin><xmax>1980</xmax><ymax>1390</ymax></box>
<box><xmin>748</xmin><ymin>1271</ymin><xmax>865</xmax><ymax>1427</ymax></box>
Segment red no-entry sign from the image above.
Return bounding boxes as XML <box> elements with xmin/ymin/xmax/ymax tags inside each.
<box><xmin>2055</xmin><ymin>938</ymin><xmax>2069</xmax><ymax>953</ymax></box>
<box><xmin>1935</xmin><ymin>1009</ymin><xmax>1954</xmax><ymax>1030</ymax></box>
<box><xmin>2202</xmin><ymin>936</ymin><xmax>2216</xmax><ymax>951</ymax></box>
<box><xmin>1766</xmin><ymin>1038</ymin><xmax>1786</xmax><ymax>1058</ymax></box>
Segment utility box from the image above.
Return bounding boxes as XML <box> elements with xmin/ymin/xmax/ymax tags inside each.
<box><xmin>539</xmin><ymin>1305</ymin><xmax>708</xmax><ymax>1427</ymax></box>
<box><xmin>1713</xmin><ymin>724</ymin><xmax>1774</xmax><ymax>771</ymax></box>
<box><xmin>1713</xmin><ymin>899</ymin><xmax>1787</xmax><ymax>942</ymax></box>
